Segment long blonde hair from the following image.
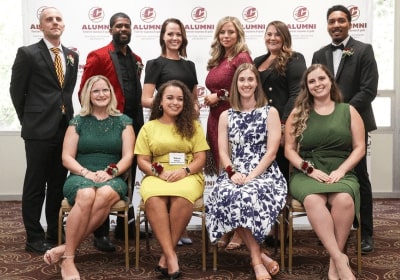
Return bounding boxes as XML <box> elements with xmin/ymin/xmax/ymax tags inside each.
<box><xmin>207</xmin><ymin>16</ymin><xmax>250</xmax><ymax>70</ymax></box>
<box><xmin>291</xmin><ymin>64</ymin><xmax>343</xmax><ymax>138</ymax></box>
<box><xmin>80</xmin><ymin>75</ymin><xmax>120</xmax><ymax>116</ymax></box>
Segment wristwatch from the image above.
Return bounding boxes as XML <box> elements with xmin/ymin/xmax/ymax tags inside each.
<box><xmin>183</xmin><ymin>166</ymin><xmax>191</xmax><ymax>175</ymax></box>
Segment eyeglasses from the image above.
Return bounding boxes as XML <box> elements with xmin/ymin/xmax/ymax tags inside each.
<box><xmin>91</xmin><ymin>88</ymin><xmax>111</xmax><ymax>95</ymax></box>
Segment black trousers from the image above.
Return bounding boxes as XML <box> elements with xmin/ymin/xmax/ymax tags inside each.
<box><xmin>93</xmin><ymin>156</ymin><xmax>137</xmax><ymax>237</ymax></box>
<box><xmin>355</xmin><ymin>133</ymin><xmax>374</xmax><ymax>238</ymax></box>
<box><xmin>22</xmin><ymin>123</ymin><xmax>67</xmax><ymax>242</ymax></box>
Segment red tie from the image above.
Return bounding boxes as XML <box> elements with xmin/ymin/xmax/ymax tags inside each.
<box><xmin>50</xmin><ymin>47</ymin><xmax>64</xmax><ymax>87</ymax></box>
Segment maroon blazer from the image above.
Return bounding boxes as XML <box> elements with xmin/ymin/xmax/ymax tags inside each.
<box><xmin>79</xmin><ymin>42</ymin><xmax>144</xmax><ymax>135</ymax></box>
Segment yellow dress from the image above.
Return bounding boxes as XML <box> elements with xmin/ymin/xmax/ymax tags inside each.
<box><xmin>134</xmin><ymin>120</ymin><xmax>209</xmax><ymax>203</ymax></box>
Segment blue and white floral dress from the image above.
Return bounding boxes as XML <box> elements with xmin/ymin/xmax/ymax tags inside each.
<box><xmin>205</xmin><ymin>105</ymin><xmax>287</xmax><ymax>243</ymax></box>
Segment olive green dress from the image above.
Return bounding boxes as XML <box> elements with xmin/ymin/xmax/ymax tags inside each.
<box><xmin>290</xmin><ymin>103</ymin><xmax>360</xmax><ymax>220</ymax></box>
<box><xmin>63</xmin><ymin>114</ymin><xmax>132</xmax><ymax>205</ymax></box>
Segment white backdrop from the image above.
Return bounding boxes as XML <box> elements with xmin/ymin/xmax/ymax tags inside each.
<box><xmin>26</xmin><ymin>0</ymin><xmax>372</xmax><ymax>226</ymax></box>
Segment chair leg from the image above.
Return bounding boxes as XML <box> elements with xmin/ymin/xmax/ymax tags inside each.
<box><xmin>124</xmin><ymin>209</ymin><xmax>129</xmax><ymax>271</ymax></box>
<box><xmin>135</xmin><ymin>206</ymin><xmax>140</xmax><ymax>270</ymax></box>
<box><xmin>213</xmin><ymin>244</ymin><xmax>218</xmax><ymax>271</ymax></box>
<box><xmin>279</xmin><ymin>210</ymin><xmax>285</xmax><ymax>271</ymax></box>
<box><xmin>288</xmin><ymin>209</ymin><xmax>293</xmax><ymax>274</ymax></box>
<box><xmin>58</xmin><ymin>208</ymin><xmax>63</xmax><ymax>245</ymax></box>
<box><xmin>357</xmin><ymin>225</ymin><xmax>362</xmax><ymax>275</ymax></box>
<box><xmin>201</xmin><ymin>211</ymin><xmax>206</xmax><ymax>271</ymax></box>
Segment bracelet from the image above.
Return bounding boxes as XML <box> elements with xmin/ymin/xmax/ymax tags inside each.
<box><xmin>225</xmin><ymin>164</ymin><xmax>236</xmax><ymax>179</ymax></box>
<box><xmin>217</xmin><ymin>89</ymin><xmax>229</xmax><ymax>100</ymax></box>
<box><xmin>80</xmin><ymin>168</ymin><xmax>89</xmax><ymax>177</ymax></box>
<box><xmin>300</xmin><ymin>160</ymin><xmax>314</xmax><ymax>174</ymax></box>
<box><xmin>151</xmin><ymin>162</ymin><xmax>164</xmax><ymax>176</ymax></box>
<box><xmin>105</xmin><ymin>163</ymin><xmax>119</xmax><ymax>178</ymax></box>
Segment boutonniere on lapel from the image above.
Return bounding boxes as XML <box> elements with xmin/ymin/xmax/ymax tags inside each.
<box><xmin>136</xmin><ymin>61</ymin><xmax>144</xmax><ymax>76</ymax></box>
<box><xmin>342</xmin><ymin>47</ymin><xmax>354</xmax><ymax>58</ymax></box>
<box><xmin>66</xmin><ymin>54</ymin><xmax>75</xmax><ymax>66</ymax></box>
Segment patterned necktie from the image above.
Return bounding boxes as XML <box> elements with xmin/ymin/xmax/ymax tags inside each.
<box><xmin>50</xmin><ymin>47</ymin><xmax>64</xmax><ymax>87</ymax></box>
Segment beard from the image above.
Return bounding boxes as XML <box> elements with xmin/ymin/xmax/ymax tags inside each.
<box><xmin>112</xmin><ymin>32</ymin><xmax>131</xmax><ymax>46</ymax></box>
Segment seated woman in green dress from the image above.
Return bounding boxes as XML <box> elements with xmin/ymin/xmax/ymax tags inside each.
<box><xmin>285</xmin><ymin>64</ymin><xmax>364</xmax><ymax>280</ymax></box>
<box><xmin>42</xmin><ymin>75</ymin><xmax>135</xmax><ymax>280</ymax></box>
<box><xmin>135</xmin><ymin>80</ymin><xmax>209</xmax><ymax>279</ymax></box>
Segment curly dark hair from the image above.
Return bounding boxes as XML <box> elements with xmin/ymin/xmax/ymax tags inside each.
<box><xmin>149</xmin><ymin>80</ymin><xmax>196</xmax><ymax>139</ymax></box>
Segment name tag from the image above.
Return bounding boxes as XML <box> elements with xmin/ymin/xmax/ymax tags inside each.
<box><xmin>169</xmin><ymin>153</ymin><xmax>185</xmax><ymax>165</ymax></box>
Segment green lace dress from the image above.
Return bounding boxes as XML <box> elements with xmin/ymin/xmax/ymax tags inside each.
<box><xmin>63</xmin><ymin>114</ymin><xmax>132</xmax><ymax>205</ymax></box>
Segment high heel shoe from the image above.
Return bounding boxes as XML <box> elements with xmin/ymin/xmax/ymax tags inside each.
<box><xmin>60</xmin><ymin>255</ymin><xmax>80</xmax><ymax>280</ymax></box>
<box><xmin>261</xmin><ymin>249</ymin><xmax>279</xmax><ymax>276</ymax></box>
<box><xmin>167</xmin><ymin>270</ymin><xmax>182</xmax><ymax>279</ymax></box>
<box><xmin>43</xmin><ymin>245</ymin><xmax>65</xmax><ymax>265</ymax></box>
<box><xmin>336</xmin><ymin>254</ymin><xmax>356</xmax><ymax>280</ymax></box>
<box><xmin>226</xmin><ymin>231</ymin><xmax>244</xmax><ymax>250</ymax></box>
<box><xmin>217</xmin><ymin>231</ymin><xmax>233</xmax><ymax>248</ymax></box>
<box><xmin>252</xmin><ymin>262</ymin><xmax>271</xmax><ymax>280</ymax></box>
<box><xmin>155</xmin><ymin>265</ymin><xmax>168</xmax><ymax>277</ymax></box>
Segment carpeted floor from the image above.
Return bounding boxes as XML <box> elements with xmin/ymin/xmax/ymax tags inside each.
<box><xmin>0</xmin><ymin>199</ymin><xmax>399</xmax><ymax>279</ymax></box>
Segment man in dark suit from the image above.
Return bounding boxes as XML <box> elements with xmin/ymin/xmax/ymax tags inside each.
<box><xmin>312</xmin><ymin>5</ymin><xmax>378</xmax><ymax>254</ymax></box>
<box><xmin>10</xmin><ymin>7</ymin><xmax>79</xmax><ymax>253</ymax></box>
<box><xmin>78</xmin><ymin>12</ymin><xmax>145</xmax><ymax>252</ymax></box>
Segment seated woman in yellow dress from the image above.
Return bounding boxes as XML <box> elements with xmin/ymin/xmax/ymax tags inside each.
<box><xmin>134</xmin><ymin>80</ymin><xmax>209</xmax><ymax>279</ymax></box>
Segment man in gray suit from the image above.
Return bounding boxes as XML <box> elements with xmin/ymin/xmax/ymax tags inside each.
<box><xmin>10</xmin><ymin>7</ymin><xmax>79</xmax><ymax>253</ymax></box>
<box><xmin>312</xmin><ymin>5</ymin><xmax>378</xmax><ymax>254</ymax></box>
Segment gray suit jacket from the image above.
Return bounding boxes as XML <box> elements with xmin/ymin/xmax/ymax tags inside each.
<box><xmin>311</xmin><ymin>36</ymin><xmax>378</xmax><ymax>132</ymax></box>
<box><xmin>10</xmin><ymin>39</ymin><xmax>79</xmax><ymax>139</ymax></box>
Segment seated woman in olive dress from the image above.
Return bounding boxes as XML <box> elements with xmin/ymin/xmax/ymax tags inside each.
<box><xmin>134</xmin><ymin>80</ymin><xmax>209</xmax><ymax>279</ymax></box>
<box><xmin>42</xmin><ymin>75</ymin><xmax>135</xmax><ymax>280</ymax></box>
<box><xmin>285</xmin><ymin>64</ymin><xmax>364</xmax><ymax>280</ymax></box>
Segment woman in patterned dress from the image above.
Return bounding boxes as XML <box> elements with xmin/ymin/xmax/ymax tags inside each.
<box><xmin>42</xmin><ymin>75</ymin><xmax>135</xmax><ymax>280</ymax></box>
<box><xmin>203</xmin><ymin>15</ymin><xmax>253</xmax><ymax>249</ymax></box>
<box><xmin>206</xmin><ymin>63</ymin><xmax>287</xmax><ymax>279</ymax></box>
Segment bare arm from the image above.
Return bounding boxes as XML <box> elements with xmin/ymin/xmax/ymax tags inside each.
<box><xmin>141</xmin><ymin>83</ymin><xmax>156</xmax><ymax>108</ymax></box>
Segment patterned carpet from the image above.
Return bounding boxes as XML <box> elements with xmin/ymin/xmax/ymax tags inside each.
<box><xmin>0</xmin><ymin>199</ymin><xmax>399</xmax><ymax>279</ymax></box>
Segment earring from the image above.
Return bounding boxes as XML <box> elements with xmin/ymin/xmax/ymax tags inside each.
<box><xmin>158</xmin><ymin>105</ymin><xmax>163</xmax><ymax>111</ymax></box>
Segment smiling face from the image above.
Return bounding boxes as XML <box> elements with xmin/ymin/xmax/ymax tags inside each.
<box><xmin>160</xmin><ymin>85</ymin><xmax>184</xmax><ymax>118</ymax></box>
<box><xmin>306</xmin><ymin>67</ymin><xmax>332</xmax><ymax>99</ymax></box>
<box><xmin>264</xmin><ymin>24</ymin><xmax>283</xmax><ymax>54</ymax></box>
<box><xmin>218</xmin><ymin>21</ymin><xmax>238</xmax><ymax>52</ymax></box>
<box><xmin>90</xmin><ymin>79</ymin><xmax>111</xmax><ymax>109</ymax></box>
<box><xmin>163</xmin><ymin>22</ymin><xmax>183</xmax><ymax>54</ymax></box>
<box><xmin>237</xmin><ymin>69</ymin><xmax>257</xmax><ymax>99</ymax></box>
<box><xmin>39</xmin><ymin>8</ymin><xmax>65</xmax><ymax>41</ymax></box>
<box><xmin>110</xmin><ymin>17</ymin><xmax>132</xmax><ymax>46</ymax></box>
<box><xmin>327</xmin><ymin>10</ymin><xmax>351</xmax><ymax>44</ymax></box>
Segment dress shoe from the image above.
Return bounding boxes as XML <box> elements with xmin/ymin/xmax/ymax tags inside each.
<box><xmin>168</xmin><ymin>270</ymin><xmax>182</xmax><ymax>279</ymax></box>
<box><xmin>179</xmin><ymin>237</ymin><xmax>192</xmax><ymax>245</ymax></box>
<box><xmin>361</xmin><ymin>236</ymin><xmax>374</xmax><ymax>254</ymax></box>
<box><xmin>154</xmin><ymin>265</ymin><xmax>168</xmax><ymax>277</ymax></box>
<box><xmin>93</xmin><ymin>236</ymin><xmax>116</xmax><ymax>252</ymax></box>
<box><xmin>25</xmin><ymin>240</ymin><xmax>53</xmax><ymax>253</ymax></box>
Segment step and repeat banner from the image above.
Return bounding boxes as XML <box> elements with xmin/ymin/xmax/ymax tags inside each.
<box><xmin>24</xmin><ymin>0</ymin><xmax>372</xmax><ymax>225</ymax></box>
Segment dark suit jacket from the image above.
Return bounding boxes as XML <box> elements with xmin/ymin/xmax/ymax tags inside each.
<box><xmin>312</xmin><ymin>36</ymin><xmax>378</xmax><ymax>132</ymax></box>
<box><xmin>10</xmin><ymin>39</ymin><xmax>79</xmax><ymax>140</ymax></box>
<box><xmin>254</xmin><ymin>52</ymin><xmax>306</xmax><ymax>122</ymax></box>
<box><xmin>78</xmin><ymin>42</ymin><xmax>144</xmax><ymax>135</ymax></box>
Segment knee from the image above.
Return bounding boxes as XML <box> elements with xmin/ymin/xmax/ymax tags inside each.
<box><xmin>75</xmin><ymin>189</ymin><xmax>95</xmax><ymax>209</ymax></box>
<box><xmin>95</xmin><ymin>187</ymin><xmax>119</xmax><ymax>206</ymax></box>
